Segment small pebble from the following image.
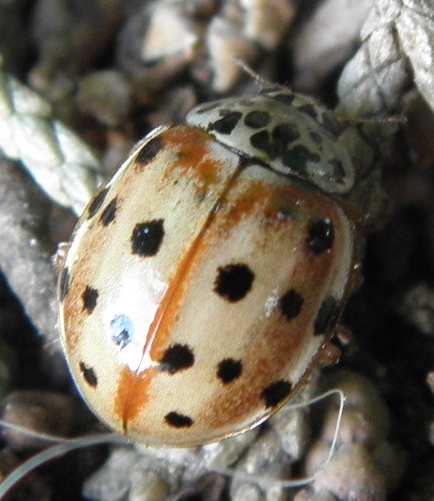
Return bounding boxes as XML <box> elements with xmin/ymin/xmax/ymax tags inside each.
<box><xmin>300</xmin><ymin>370</ymin><xmax>405</xmax><ymax>500</ymax></box>
<box><xmin>321</xmin><ymin>406</ymin><xmax>385</xmax><ymax>449</ymax></box>
<box><xmin>201</xmin><ymin>427</ymin><xmax>259</xmax><ymax>472</ymax></box>
<box><xmin>270</xmin><ymin>406</ymin><xmax>310</xmax><ymax>461</ymax></box>
<box><xmin>324</xmin><ymin>371</ymin><xmax>390</xmax><ymax>441</ymax></box>
<box><xmin>78</xmin><ymin>70</ymin><xmax>132</xmax><ymax>127</ymax></box>
<box><xmin>117</xmin><ymin>2</ymin><xmax>198</xmax><ymax>95</ymax></box>
<box><xmin>241</xmin><ymin>0</ymin><xmax>295</xmax><ymax>50</ymax></box>
<box><xmin>292</xmin><ymin>0</ymin><xmax>371</xmax><ymax>92</ymax></box>
<box><xmin>129</xmin><ymin>468</ymin><xmax>169</xmax><ymax>501</ymax></box>
<box><xmin>311</xmin><ymin>443</ymin><xmax>387</xmax><ymax>501</ymax></box>
<box><xmin>83</xmin><ymin>447</ymin><xmax>137</xmax><ymax>501</ymax></box>
<box><xmin>230</xmin><ymin>429</ymin><xmax>291</xmax><ymax>501</ymax></box>
<box><xmin>146</xmin><ymin>87</ymin><xmax>197</xmax><ymax>128</ymax></box>
<box><xmin>239</xmin><ymin>429</ymin><xmax>284</xmax><ymax>475</ymax></box>
<box><xmin>232</xmin><ymin>482</ymin><xmax>265</xmax><ymax>501</ymax></box>
<box><xmin>204</xmin><ymin>15</ymin><xmax>259</xmax><ymax>93</ymax></box>
<box><xmin>31</xmin><ymin>0</ymin><xmax>122</xmax><ymax>77</ymax></box>
<box><xmin>401</xmin><ymin>284</ymin><xmax>434</xmax><ymax>336</ymax></box>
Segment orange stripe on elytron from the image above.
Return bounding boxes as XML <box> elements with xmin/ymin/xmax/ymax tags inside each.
<box><xmin>219</xmin><ymin>181</ymin><xmax>272</xmax><ymax>232</ymax></box>
<box><xmin>118</xmin><ymin>157</ymin><xmax>246</xmax><ymax>432</ymax></box>
<box><xmin>164</xmin><ymin>127</ymin><xmax>212</xmax><ymax>168</ymax></box>
<box><xmin>115</xmin><ymin>367</ymin><xmax>158</xmax><ymax>431</ymax></box>
<box><xmin>162</xmin><ymin>127</ymin><xmax>222</xmax><ymax>194</ymax></box>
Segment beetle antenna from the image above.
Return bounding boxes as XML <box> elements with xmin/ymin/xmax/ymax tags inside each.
<box><xmin>0</xmin><ymin>423</ymin><xmax>128</xmax><ymax>499</ymax></box>
<box><xmin>232</xmin><ymin>58</ymin><xmax>288</xmax><ymax>93</ymax></box>
<box><xmin>0</xmin><ymin>389</ymin><xmax>344</xmax><ymax>496</ymax></box>
<box><xmin>210</xmin><ymin>388</ymin><xmax>345</xmax><ymax>489</ymax></box>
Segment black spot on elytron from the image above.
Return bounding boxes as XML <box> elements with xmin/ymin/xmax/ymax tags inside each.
<box><xmin>87</xmin><ymin>187</ymin><xmax>109</xmax><ymax>219</ymax></box>
<box><xmin>279</xmin><ymin>289</ymin><xmax>304</xmax><ymax>321</ymax></box>
<box><xmin>82</xmin><ymin>286</ymin><xmax>98</xmax><ymax>314</ymax></box>
<box><xmin>214</xmin><ymin>263</ymin><xmax>254</xmax><ymax>302</ymax></box>
<box><xmin>59</xmin><ymin>267</ymin><xmax>70</xmax><ymax>301</ymax></box>
<box><xmin>272</xmin><ymin>123</ymin><xmax>300</xmax><ymax>150</ymax></box>
<box><xmin>297</xmin><ymin>104</ymin><xmax>318</xmax><ymax>119</ymax></box>
<box><xmin>165</xmin><ymin>411</ymin><xmax>193</xmax><ymax>428</ymax></box>
<box><xmin>79</xmin><ymin>361</ymin><xmax>98</xmax><ymax>387</ymax></box>
<box><xmin>217</xmin><ymin>358</ymin><xmax>242</xmax><ymax>384</ymax></box>
<box><xmin>251</xmin><ymin>124</ymin><xmax>301</xmax><ymax>161</ymax></box>
<box><xmin>270</xmin><ymin>93</ymin><xmax>295</xmax><ymax>106</ymax></box>
<box><xmin>281</xmin><ymin>145</ymin><xmax>320</xmax><ymax>172</ymax></box>
<box><xmin>329</xmin><ymin>159</ymin><xmax>346</xmax><ymax>184</ymax></box>
<box><xmin>110</xmin><ymin>315</ymin><xmax>134</xmax><ymax>349</ymax></box>
<box><xmin>208</xmin><ymin>111</ymin><xmax>242</xmax><ymax>135</ymax></box>
<box><xmin>100</xmin><ymin>197</ymin><xmax>117</xmax><ymax>226</ymax></box>
<box><xmin>131</xmin><ymin>219</ymin><xmax>164</xmax><ymax>257</ymax></box>
<box><xmin>136</xmin><ymin>136</ymin><xmax>163</xmax><ymax>165</ymax></box>
<box><xmin>262</xmin><ymin>380</ymin><xmax>292</xmax><ymax>408</ymax></box>
<box><xmin>244</xmin><ymin>110</ymin><xmax>271</xmax><ymax>129</ymax></box>
<box><xmin>159</xmin><ymin>344</ymin><xmax>194</xmax><ymax>374</ymax></box>
<box><xmin>250</xmin><ymin>130</ymin><xmax>274</xmax><ymax>156</ymax></box>
<box><xmin>307</xmin><ymin>219</ymin><xmax>335</xmax><ymax>255</ymax></box>
<box><xmin>314</xmin><ymin>296</ymin><xmax>339</xmax><ymax>336</ymax></box>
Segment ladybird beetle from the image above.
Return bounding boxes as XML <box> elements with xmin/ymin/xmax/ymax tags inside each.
<box><xmin>58</xmin><ymin>89</ymin><xmax>376</xmax><ymax>447</ymax></box>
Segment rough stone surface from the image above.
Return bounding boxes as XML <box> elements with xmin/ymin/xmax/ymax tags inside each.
<box><xmin>0</xmin><ymin>157</ymin><xmax>59</xmax><ymax>344</ymax></box>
